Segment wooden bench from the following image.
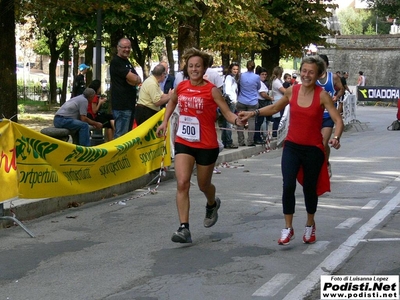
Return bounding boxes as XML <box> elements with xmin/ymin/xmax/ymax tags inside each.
<box><xmin>40</xmin><ymin>126</ymin><xmax>104</xmax><ymax>145</ymax></box>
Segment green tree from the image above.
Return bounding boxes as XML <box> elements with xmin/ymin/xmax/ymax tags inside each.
<box><xmin>366</xmin><ymin>0</ymin><xmax>400</xmax><ymax>19</ymax></box>
<box><xmin>259</xmin><ymin>0</ymin><xmax>336</xmax><ymax>76</ymax></box>
<box><xmin>337</xmin><ymin>8</ymin><xmax>365</xmax><ymax>35</ymax></box>
<box><xmin>200</xmin><ymin>0</ymin><xmax>271</xmax><ymax>69</ymax></box>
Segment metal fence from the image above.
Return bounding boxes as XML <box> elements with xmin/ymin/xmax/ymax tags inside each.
<box><xmin>17</xmin><ymin>85</ymin><xmax>63</xmax><ymax>103</ymax></box>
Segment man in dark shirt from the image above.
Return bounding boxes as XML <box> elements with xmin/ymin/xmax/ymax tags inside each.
<box><xmin>110</xmin><ymin>38</ymin><xmax>142</xmax><ymax>138</ymax></box>
<box><xmin>159</xmin><ymin>61</ymin><xmax>175</xmax><ymax>109</ymax></box>
<box><xmin>72</xmin><ymin>64</ymin><xmax>90</xmax><ymax>97</ymax></box>
<box><xmin>338</xmin><ymin>71</ymin><xmax>352</xmax><ymax>115</ymax></box>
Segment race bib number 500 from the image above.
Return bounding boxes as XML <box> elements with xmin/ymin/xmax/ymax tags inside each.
<box><xmin>177</xmin><ymin>115</ymin><xmax>200</xmax><ymax>142</ymax></box>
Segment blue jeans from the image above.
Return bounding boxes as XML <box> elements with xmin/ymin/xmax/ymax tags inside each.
<box><xmin>113</xmin><ymin>110</ymin><xmax>132</xmax><ymax>139</ymax></box>
<box><xmin>255</xmin><ymin>116</ymin><xmax>272</xmax><ymax>142</ymax></box>
<box><xmin>272</xmin><ymin>109</ymin><xmax>284</xmax><ymax>137</ymax></box>
<box><xmin>54</xmin><ymin>116</ymin><xmax>90</xmax><ymax>146</ymax></box>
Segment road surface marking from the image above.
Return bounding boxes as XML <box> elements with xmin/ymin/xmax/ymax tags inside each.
<box><xmin>302</xmin><ymin>241</ymin><xmax>330</xmax><ymax>255</ymax></box>
<box><xmin>361</xmin><ymin>238</ymin><xmax>400</xmax><ymax>242</ymax></box>
<box><xmin>252</xmin><ymin>273</ymin><xmax>296</xmax><ymax>297</ymax></box>
<box><xmin>362</xmin><ymin>200</ymin><xmax>379</xmax><ymax>209</ymax></box>
<box><xmin>335</xmin><ymin>217</ymin><xmax>362</xmax><ymax>229</ymax></box>
<box><xmin>281</xmin><ymin>190</ymin><xmax>400</xmax><ymax>300</ymax></box>
<box><xmin>381</xmin><ymin>186</ymin><xmax>397</xmax><ymax>194</ymax></box>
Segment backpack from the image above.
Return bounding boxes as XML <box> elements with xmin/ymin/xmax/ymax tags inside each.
<box><xmin>387</xmin><ymin>120</ymin><xmax>400</xmax><ymax>131</ymax></box>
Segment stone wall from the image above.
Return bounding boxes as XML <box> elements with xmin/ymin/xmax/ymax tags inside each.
<box><xmin>318</xmin><ymin>35</ymin><xmax>400</xmax><ymax>87</ymax></box>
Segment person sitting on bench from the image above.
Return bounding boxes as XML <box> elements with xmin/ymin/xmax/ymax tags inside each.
<box><xmin>53</xmin><ymin>88</ymin><xmax>103</xmax><ymax>146</ymax></box>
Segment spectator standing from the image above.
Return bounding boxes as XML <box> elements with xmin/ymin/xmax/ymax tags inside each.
<box><xmin>340</xmin><ymin>72</ymin><xmax>351</xmax><ymax>94</ymax></box>
<box><xmin>357</xmin><ymin>71</ymin><xmax>366</xmax><ymax>86</ymax></box>
<box><xmin>271</xmin><ymin>66</ymin><xmax>286</xmax><ymax>138</ymax></box>
<box><xmin>134</xmin><ymin>64</ymin><xmax>173</xmax><ymax>126</ymax></box>
<box><xmin>87</xmin><ymin>80</ymin><xmax>115</xmax><ymax>141</ymax></box>
<box><xmin>316</xmin><ymin>54</ymin><xmax>344</xmax><ymax>178</ymax></box>
<box><xmin>39</xmin><ymin>78</ymin><xmax>48</xmax><ymax>100</ymax></box>
<box><xmin>238</xmin><ymin>55</ymin><xmax>344</xmax><ymax>246</ymax></box>
<box><xmin>220</xmin><ymin>62</ymin><xmax>240</xmax><ymax>149</ymax></box>
<box><xmin>283</xmin><ymin>73</ymin><xmax>292</xmax><ymax>88</ymax></box>
<box><xmin>236</xmin><ymin>60</ymin><xmax>261</xmax><ymax>146</ymax></box>
<box><xmin>156</xmin><ymin>48</ymin><xmax>243</xmax><ymax>244</ymax></box>
<box><xmin>203</xmin><ymin>56</ymin><xmax>225</xmax><ymax>174</ymax></box>
<box><xmin>110</xmin><ymin>38</ymin><xmax>142</xmax><ymax>138</ymax></box>
<box><xmin>254</xmin><ymin>67</ymin><xmax>273</xmax><ymax>144</ymax></box>
<box><xmin>338</xmin><ymin>71</ymin><xmax>352</xmax><ymax>115</ymax></box>
<box><xmin>159</xmin><ymin>61</ymin><xmax>175</xmax><ymax>108</ymax></box>
<box><xmin>397</xmin><ymin>99</ymin><xmax>400</xmax><ymax>121</ymax></box>
<box><xmin>72</xmin><ymin>64</ymin><xmax>90</xmax><ymax>97</ymax></box>
<box><xmin>291</xmin><ymin>74</ymin><xmax>299</xmax><ymax>85</ymax></box>
<box><xmin>54</xmin><ymin>88</ymin><xmax>103</xmax><ymax>146</ymax></box>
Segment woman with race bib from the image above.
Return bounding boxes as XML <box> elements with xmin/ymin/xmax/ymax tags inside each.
<box><xmin>156</xmin><ymin>48</ymin><xmax>243</xmax><ymax>244</ymax></box>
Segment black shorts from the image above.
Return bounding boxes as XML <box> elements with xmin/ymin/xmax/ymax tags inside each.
<box><xmin>87</xmin><ymin>113</ymin><xmax>113</xmax><ymax>128</ymax></box>
<box><xmin>322</xmin><ymin>117</ymin><xmax>334</xmax><ymax>128</ymax></box>
<box><xmin>175</xmin><ymin>142</ymin><xmax>219</xmax><ymax>166</ymax></box>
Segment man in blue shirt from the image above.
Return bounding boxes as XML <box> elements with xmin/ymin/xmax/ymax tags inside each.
<box><xmin>236</xmin><ymin>60</ymin><xmax>261</xmax><ymax>146</ymax></box>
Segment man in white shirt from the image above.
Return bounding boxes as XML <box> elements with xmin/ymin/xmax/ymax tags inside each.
<box><xmin>203</xmin><ymin>56</ymin><xmax>223</xmax><ymax>89</ymax></box>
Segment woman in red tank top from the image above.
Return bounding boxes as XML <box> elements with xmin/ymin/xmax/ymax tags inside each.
<box><xmin>239</xmin><ymin>56</ymin><xmax>344</xmax><ymax>246</ymax></box>
<box><xmin>156</xmin><ymin>48</ymin><xmax>243</xmax><ymax>244</ymax></box>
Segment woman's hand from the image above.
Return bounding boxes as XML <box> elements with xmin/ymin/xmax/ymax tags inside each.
<box><xmin>238</xmin><ymin>110</ymin><xmax>253</xmax><ymax>122</ymax></box>
<box><xmin>329</xmin><ymin>137</ymin><xmax>341</xmax><ymax>149</ymax></box>
<box><xmin>99</xmin><ymin>96</ymin><xmax>107</xmax><ymax>105</ymax></box>
<box><xmin>94</xmin><ymin>121</ymin><xmax>103</xmax><ymax>129</ymax></box>
<box><xmin>156</xmin><ymin>122</ymin><xmax>167</xmax><ymax>137</ymax></box>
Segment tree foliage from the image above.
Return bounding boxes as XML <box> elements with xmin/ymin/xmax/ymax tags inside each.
<box><xmin>365</xmin><ymin>0</ymin><xmax>400</xmax><ymax>19</ymax></box>
<box><xmin>337</xmin><ymin>8</ymin><xmax>367</xmax><ymax>35</ymax></box>
<box><xmin>259</xmin><ymin>0</ymin><xmax>336</xmax><ymax>75</ymax></box>
<box><xmin>3</xmin><ymin>0</ymin><xmax>339</xmax><ymax>113</ymax></box>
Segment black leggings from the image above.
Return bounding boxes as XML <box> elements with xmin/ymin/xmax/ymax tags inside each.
<box><xmin>281</xmin><ymin>141</ymin><xmax>325</xmax><ymax>215</ymax></box>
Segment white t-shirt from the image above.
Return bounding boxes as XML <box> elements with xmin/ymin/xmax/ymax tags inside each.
<box><xmin>272</xmin><ymin>78</ymin><xmax>284</xmax><ymax>118</ymax></box>
<box><xmin>223</xmin><ymin>75</ymin><xmax>238</xmax><ymax>102</ymax></box>
<box><xmin>174</xmin><ymin>72</ymin><xmax>187</xmax><ymax>88</ymax></box>
<box><xmin>258</xmin><ymin>81</ymin><xmax>269</xmax><ymax>100</ymax></box>
<box><xmin>204</xmin><ymin>68</ymin><xmax>223</xmax><ymax>88</ymax></box>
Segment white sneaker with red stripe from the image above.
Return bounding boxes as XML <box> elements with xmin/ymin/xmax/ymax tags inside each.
<box><xmin>278</xmin><ymin>228</ymin><xmax>295</xmax><ymax>245</ymax></box>
<box><xmin>303</xmin><ymin>224</ymin><xmax>316</xmax><ymax>244</ymax></box>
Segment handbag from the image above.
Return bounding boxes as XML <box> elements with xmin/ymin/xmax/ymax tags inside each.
<box><xmin>222</xmin><ymin>93</ymin><xmax>232</xmax><ymax>106</ymax></box>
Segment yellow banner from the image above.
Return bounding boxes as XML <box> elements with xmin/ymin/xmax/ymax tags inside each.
<box><xmin>0</xmin><ymin>110</ymin><xmax>171</xmax><ymax>202</ymax></box>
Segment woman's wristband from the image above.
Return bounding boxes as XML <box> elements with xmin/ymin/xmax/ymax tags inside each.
<box><xmin>234</xmin><ymin>118</ymin><xmax>238</xmax><ymax>126</ymax></box>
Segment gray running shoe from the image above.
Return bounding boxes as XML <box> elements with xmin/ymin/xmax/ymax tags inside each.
<box><xmin>171</xmin><ymin>226</ymin><xmax>192</xmax><ymax>243</ymax></box>
<box><xmin>204</xmin><ymin>197</ymin><xmax>221</xmax><ymax>228</ymax></box>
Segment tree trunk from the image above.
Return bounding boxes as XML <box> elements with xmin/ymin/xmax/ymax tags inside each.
<box><xmin>73</xmin><ymin>44</ymin><xmax>79</xmax><ymax>79</ymax></box>
<box><xmin>47</xmin><ymin>30</ymin><xmax>61</xmax><ymax>105</ymax></box>
<box><xmin>221</xmin><ymin>45</ymin><xmax>230</xmax><ymax>75</ymax></box>
<box><xmin>0</xmin><ymin>0</ymin><xmax>17</xmax><ymax>121</ymax></box>
<box><xmin>165</xmin><ymin>35</ymin><xmax>174</xmax><ymax>76</ymax></box>
<box><xmin>61</xmin><ymin>46</ymin><xmax>70</xmax><ymax>105</ymax></box>
<box><xmin>130</xmin><ymin>34</ymin><xmax>149</xmax><ymax>79</ymax></box>
<box><xmin>85</xmin><ymin>38</ymin><xmax>94</xmax><ymax>84</ymax></box>
<box><xmin>261</xmin><ymin>39</ymin><xmax>281</xmax><ymax>78</ymax></box>
<box><xmin>177</xmin><ymin>16</ymin><xmax>201</xmax><ymax>69</ymax></box>
<box><xmin>109</xmin><ymin>30</ymin><xmax>124</xmax><ymax>59</ymax></box>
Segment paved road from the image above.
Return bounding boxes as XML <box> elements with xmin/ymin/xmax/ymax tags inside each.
<box><xmin>1</xmin><ymin>106</ymin><xmax>399</xmax><ymax>300</ymax></box>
